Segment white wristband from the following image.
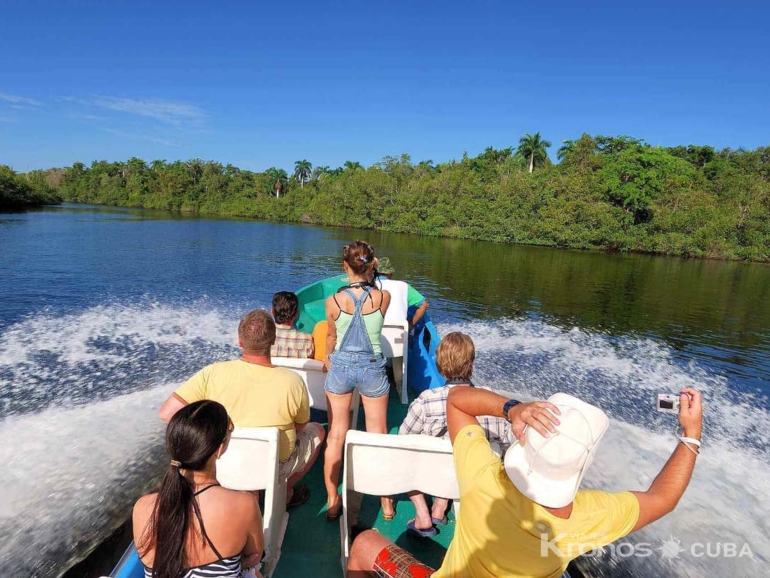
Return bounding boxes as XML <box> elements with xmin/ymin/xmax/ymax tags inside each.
<box><xmin>678</xmin><ymin>436</ymin><xmax>701</xmax><ymax>448</ymax></box>
<box><xmin>678</xmin><ymin>436</ymin><xmax>701</xmax><ymax>455</ymax></box>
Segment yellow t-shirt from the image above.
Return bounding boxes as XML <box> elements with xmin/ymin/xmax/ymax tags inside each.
<box><xmin>175</xmin><ymin>360</ymin><xmax>310</xmax><ymax>461</ymax></box>
<box><xmin>434</xmin><ymin>425</ymin><xmax>640</xmax><ymax>578</ymax></box>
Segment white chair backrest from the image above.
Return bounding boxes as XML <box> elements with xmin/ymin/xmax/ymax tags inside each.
<box><xmin>272</xmin><ymin>357</ymin><xmax>327</xmax><ymax>412</ymax></box>
<box><xmin>379</xmin><ymin>320</ymin><xmax>409</xmax><ymax>404</ymax></box>
<box><xmin>379</xmin><ymin>321</ymin><xmax>408</xmax><ymax>359</ymax></box>
<box><xmin>216</xmin><ymin>426</ymin><xmax>279</xmax><ymax>491</ymax></box>
<box><xmin>340</xmin><ymin>430</ymin><xmax>459</xmax><ymax>568</ymax></box>
<box><xmin>344</xmin><ymin>430</ymin><xmax>460</xmax><ymax>498</ymax></box>
<box><xmin>216</xmin><ymin>427</ymin><xmax>287</xmax><ymax>578</ymax></box>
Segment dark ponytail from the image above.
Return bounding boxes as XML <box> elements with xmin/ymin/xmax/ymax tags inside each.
<box><xmin>138</xmin><ymin>401</ymin><xmax>229</xmax><ymax>578</ymax></box>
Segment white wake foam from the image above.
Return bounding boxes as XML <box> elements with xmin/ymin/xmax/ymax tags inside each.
<box><xmin>439</xmin><ymin>319</ymin><xmax>770</xmax><ymax>576</ymax></box>
<box><xmin>0</xmin><ymin>306</ymin><xmax>767</xmax><ymax>577</ymax></box>
<box><xmin>0</xmin><ymin>386</ymin><xmax>169</xmax><ymax>577</ymax></box>
<box><xmin>0</xmin><ymin>302</ymin><xmax>241</xmax><ymax>416</ymax></box>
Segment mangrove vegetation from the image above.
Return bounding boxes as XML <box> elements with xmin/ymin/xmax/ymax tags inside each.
<box><xmin>32</xmin><ymin>134</ymin><xmax>770</xmax><ymax>261</ymax></box>
<box><xmin>0</xmin><ymin>165</ymin><xmax>62</xmax><ymax>210</ymax></box>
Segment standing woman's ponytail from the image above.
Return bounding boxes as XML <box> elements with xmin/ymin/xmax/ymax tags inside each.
<box><xmin>137</xmin><ymin>401</ymin><xmax>229</xmax><ymax>578</ymax></box>
<box><xmin>342</xmin><ymin>240</ymin><xmax>376</xmax><ymax>277</ymax></box>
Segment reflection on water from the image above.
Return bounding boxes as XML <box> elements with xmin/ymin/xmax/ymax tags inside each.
<box><xmin>358</xmin><ymin>231</ymin><xmax>770</xmax><ymax>396</ymax></box>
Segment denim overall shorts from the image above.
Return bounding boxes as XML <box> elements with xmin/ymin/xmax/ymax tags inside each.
<box><xmin>324</xmin><ymin>287</ymin><xmax>389</xmax><ymax>398</ymax></box>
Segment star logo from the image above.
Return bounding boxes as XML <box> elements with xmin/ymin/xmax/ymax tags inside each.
<box><xmin>657</xmin><ymin>536</ymin><xmax>685</xmax><ymax>562</ymax></box>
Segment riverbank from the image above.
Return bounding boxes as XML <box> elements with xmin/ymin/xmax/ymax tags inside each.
<box><xmin>0</xmin><ymin>165</ymin><xmax>62</xmax><ymax>210</ymax></box>
<box><xmin>47</xmin><ymin>137</ymin><xmax>770</xmax><ymax>262</ymax></box>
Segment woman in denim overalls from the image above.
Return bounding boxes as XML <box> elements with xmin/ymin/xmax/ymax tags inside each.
<box><xmin>322</xmin><ymin>241</ymin><xmax>392</xmax><ymax>519</ymax></box>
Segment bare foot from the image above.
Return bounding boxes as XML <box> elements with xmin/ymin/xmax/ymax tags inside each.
<box><xmin>381</xmin><ymin>497</ymin><xmax>396</xmax><ymax>520</ymax></box>
<box><xmin>326</xmin><ymin>494</ymin><xmax>342</xmax><ymax>520</ymax></box>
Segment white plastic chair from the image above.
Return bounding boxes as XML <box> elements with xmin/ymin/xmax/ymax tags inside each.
<box><xmin>216</xmin><ymin>427</ymin><xmax>287</xmax><ymax>578</ymax></box>
<box><xmin>380</xmin><ymin>320</ymin><xmax>410</xmax><ymax>404</ymax></box>
<box><xmin>272</xmin><ymin>356</ymin><xmax>360</xmax><ymax>430</ymax></box>
<box><xmin>339</xmin><ymin>430</ymin><xmax>460</xmax><ymax>570</ymax></box>
<box><xmin>271</xmin><ymin>357</ymin><xmax>328</xmax><ymax>412</ymax></box>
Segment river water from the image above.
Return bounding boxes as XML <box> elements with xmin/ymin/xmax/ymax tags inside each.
<box><xmin>0</xmin><ymin>204</ymin><xmax>768</xmax><ymax>577</ymax></box>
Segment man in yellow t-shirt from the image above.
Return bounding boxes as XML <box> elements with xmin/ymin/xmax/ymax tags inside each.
<box><xmin>159</xmin><ymin>309</ymin><xmax>325</xmax><ymax>507</ymax></box>
<box><xmin>347</xmin><ymin>387</ymin><xmax>703</xmax><ymax>578</ymax></box>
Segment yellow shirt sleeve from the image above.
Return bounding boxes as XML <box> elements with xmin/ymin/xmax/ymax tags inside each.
<box><xmin>453</xmin><ymin>424</ymin><xmax>503</xmax><ymax>494</ymax></box>
<box><xmin>582</xmin><ymin>490</ymin><xmax>641</xmax><ymax>546</ymax></box>
<box><xmin>175</xmin><ymin>365</ymin><xmax>209</xmax><ymax>404</ymax></box>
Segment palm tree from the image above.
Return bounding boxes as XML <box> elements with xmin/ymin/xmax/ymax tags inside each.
<box><xmin>266</xmin><ymin>167</ymin><xmax>288</xmax><ymax>197</ymax></box>
<box><xmin>343</xmin><ymin>160</ymin><xmax>363</xmax><ymax>171</ymax></box>
<box><xmin>311</xmin><ymin>166</ymin><xmax>330</xmax><ymax>182</ymax></box>
<box><xmin>516</xmin><ymin>133</ymin><xmax>552</xmax><ymax>173</ymax></box>
<box><xmin>186</xmin><ymin>158</ymin><xmax>204</xmax><ymax>185</ymax></box>
<box><xmin>293</xmin><ymin>159</ymin><xmax>312</xmax><ymax>187</ymax></box>
<box><xmin>557</xmin><ymin>140</ymin><xmax>576</xmax><ymax>161</ymax></box>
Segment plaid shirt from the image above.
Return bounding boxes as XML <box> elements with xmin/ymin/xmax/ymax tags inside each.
<box><xmin>271</xmin><ymin>325</ymin><xmax>315</xmax><ymax>359</ymax></box>
<box><xmin>398</xmin><ymin>384</ymin><xmax>513</xmax><ymax>450</ymax></box>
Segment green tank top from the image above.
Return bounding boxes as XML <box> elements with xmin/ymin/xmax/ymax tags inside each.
<box><xmin>334</xmin><ymin>310</ymin><xmax>384</xmax><ymax>355</ymax></box>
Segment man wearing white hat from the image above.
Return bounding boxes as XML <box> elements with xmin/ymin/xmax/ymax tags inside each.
<box><xmin>347</xmin><ymin>386</ymin><xmax>702</xmax><ymax>578</ymax></box>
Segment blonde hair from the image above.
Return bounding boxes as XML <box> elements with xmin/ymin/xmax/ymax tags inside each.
<box><xmin>436</xmin><ymin>332</ymin><xmax>475</xmax><ymax>381</ymax></box>
<box><xmin>238</xmin><ymin>309</ymin><xmax>276</xmax><ymax>353</ymax></box>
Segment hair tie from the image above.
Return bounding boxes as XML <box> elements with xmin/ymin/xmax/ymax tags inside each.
<box><xmin>359</xmin><ymin>256</ymin><xmax>368</xmax><ymax>263</ymax></box>
<box><xmin>170</xmin><ymin>460</ymin><xmax>181</xmax><ymax>468</ymax></box>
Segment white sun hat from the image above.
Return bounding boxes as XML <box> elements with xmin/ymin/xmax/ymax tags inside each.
<box><xmin>503</xmin><ymin>393</ymin><xmax>609</xmax><ymax>508</ymax></box>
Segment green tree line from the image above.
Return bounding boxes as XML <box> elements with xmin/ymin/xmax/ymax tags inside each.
<box><xmin>42</xmin><ymin>133</ymin><xmax>770</xmax><ymax>261</ymax></box>
<box><xmin>0</xmin><ymin>165</ymin><xmax>63</xmax><ymax>209</ymax></box>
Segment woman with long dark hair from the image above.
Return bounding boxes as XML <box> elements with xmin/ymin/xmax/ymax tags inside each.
<box><xmin>322</xmin><ymin>240</ymin><xmax>392</xmax><ymax>519</ymax></box>
<box><xmin>133</xmin><ymin>400</ymin><xmax>264</xmax><ymax>578</ymax></box>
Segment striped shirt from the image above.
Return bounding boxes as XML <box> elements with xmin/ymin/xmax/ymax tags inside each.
<box><xmin>271</xmin><ymin>325</ymin><xmax>314</xmax><ymax>359</ymax></box>
<box><xmin>143</xmin><ymin>555</ymin><xmax>241</xmax><ymax>578</ymax></box>
<box><xmin>398</xmin><ymin>384</ymin><xmax>513</xmax><ymax>450</ymax></box>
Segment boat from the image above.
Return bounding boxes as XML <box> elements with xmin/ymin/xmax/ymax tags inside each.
<box><xmin>104</xmin><ymin>276</ymin><xmax>576</xmax><ymax>578</ymax></box>
<box><xmin>106</xmin><ymin>275</ymin><xmax>450</xmax><ymax>578</ymax></box>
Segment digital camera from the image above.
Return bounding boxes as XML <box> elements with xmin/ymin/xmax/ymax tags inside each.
<box><xmin>656</xmin><ymin>393</ymin><xmax>680</xmax><ymax>414</ymax></box>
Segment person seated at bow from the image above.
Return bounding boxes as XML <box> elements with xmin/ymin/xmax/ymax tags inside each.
<box><xmin>396</xmin><ymin>331</ymin><xmax>513</xmax><ymax>537</ymax></box>
<box><xmin>133</xmin><ymin>400</ymin><xmax>264</xmax><ymax>578</ymax></box>
<box><xmin>271</xmin><ymin>291</ymin><xmax>315</xmax><ymax>359</ymax></box>
<box><xmin>372</xmin><ymin>257</ymin><xmax>429</xmax><ymax>329</ymax></box>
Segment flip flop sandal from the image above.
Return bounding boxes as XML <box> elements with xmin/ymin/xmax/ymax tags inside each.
<box><xmin>287</xmin><ymin>483</ymin><xmax>310</xmax><ymax>508</ymax></box>
<box><xmin>431</xmin><ymin>516</ymin><xmax>449</xmax><ymax>526</ymax></box>
<box><xmin>407</xmin><ymin>519</ymin><xmax>437</xmax><ymax>538</ymax></box>
<box><xmin>326</xmin><ymin>496</ymin><xmax>343</xmax><ymax>520</ymax></box>
<box><xmin>382</xmin><ymin>503</ymin><xmax>397</xmax><ymax>521</ymax></box>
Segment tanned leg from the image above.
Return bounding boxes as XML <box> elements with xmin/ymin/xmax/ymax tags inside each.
<box><xmin>347</xmin><ymin>530</ymin><xmax>393</xmax><ymax>578</ymax></box>
<box><xmin>408</xmin><ymin>491</ymin><xmax>433</xmax><ymax>530</ymax></box>
<box><xmin>324</xmin><ymin>392</ymin><xmax>354</xmax><ymax>508</ymax></box>
<box><xmin>286</xmin><ymin>424</ymin><xmax>326</xmax><ymax>503</ymax></box>
<box><xmin>360</xmin><ymin>393</ymin><xmax>394</xmax><ymax>516</ymax></box>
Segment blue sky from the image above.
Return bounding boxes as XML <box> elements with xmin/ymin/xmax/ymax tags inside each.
<box><xmin>1</xmin><ymin>0</ymin><xmax>768</xmax><ymax>172</ymax></box>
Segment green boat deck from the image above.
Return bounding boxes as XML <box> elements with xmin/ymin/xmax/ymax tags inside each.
<box><xmin>295</xmin><ymin>274</ymin><xmax>349</xmax><ymax>333</ymax></box>
<box><xmin>277</xmin><ymin>387</ymin><xmax>453</xmax><ymax>577</ymax></box>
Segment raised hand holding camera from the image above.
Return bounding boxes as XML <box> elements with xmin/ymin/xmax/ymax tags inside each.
<box><xmin>678</xmin><ymin>387</ymin><xmax>703</xmax><ymax>441</ymax></box>
<box><xmin>656</xmin><ymin>388</ymin><xmax>703</xmax><ymax>455</ymax></box>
